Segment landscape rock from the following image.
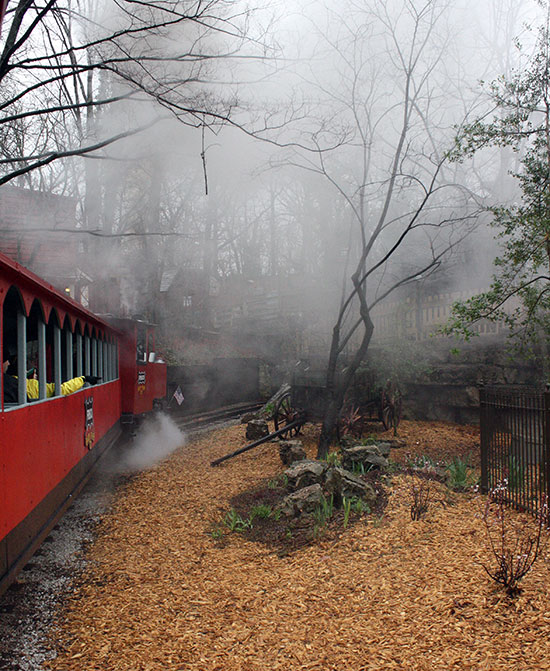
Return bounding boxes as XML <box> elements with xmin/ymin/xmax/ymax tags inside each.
<box><xmin>240</xmin><ymin>412</ymin><xmax>259</xmax><ymax>424</ymax></box>
<box><xmin>284</xmin><ymin>460</ymin><xmax>327</xmax><ymax>490</ymax></box>
<box><xmin>323</xmin><ymin>466</ymin><xmax>377</xmax><ymax>506</ymax></box>
<box><xmin>341</xmin><ymin>445</ymin><xmax>389</xmax><ymax>471</ymax></box>
<box><xmin>375</xmin><ymin>442</ymin><xmax>392</xmax><ymax>458</ymax></box>
<box><xmin>279</xmin><ymin>440</ymin><xmax>307</xmax><ymax>465</ymax></box>
<box><xmin>278</xmin><ymin>483</ymin><xmax>324</xmax><ymax>517</ymax></box>
<box><xmin>246</xmin><ymin>419</ymin><xmax>269</xmax><ymax>441</ymax></box>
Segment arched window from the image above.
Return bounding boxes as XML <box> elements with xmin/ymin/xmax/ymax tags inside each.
<box><xmin>2</xmin><ymin>286</ymin><xmax>27</xmax><ymax>405</ymax></box>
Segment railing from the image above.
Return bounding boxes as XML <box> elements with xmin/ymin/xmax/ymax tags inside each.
<box><xmin>371</xmin><ymin>289</ymin><xmax>512</xmax><ymax>342</ymax></box>
<box><xmin>480</xmin><ymin>385</ymin><xmax>550</xmax><ymax>515</ymax></box>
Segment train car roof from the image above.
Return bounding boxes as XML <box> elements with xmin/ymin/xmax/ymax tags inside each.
<box><xmin>0</xmin><ymin>250</ymin><xmax>119</xmax><ymax>333</ymax></box>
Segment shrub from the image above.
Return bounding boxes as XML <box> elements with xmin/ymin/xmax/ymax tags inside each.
<box><xmin>410</xmin><ymin>477</ymin><xmax>433</xmax><ymax>520</ymax></box>
<box><xmin>482</xmin><ymin>483</ymin><xmax>549</xmax><ymax>596</ymax></box>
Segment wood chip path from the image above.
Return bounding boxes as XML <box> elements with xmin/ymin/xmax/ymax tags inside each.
<box><xmin>46</xmin><ymin>421</ymin><xmax>550</xmax><ymax>671</ymax></box>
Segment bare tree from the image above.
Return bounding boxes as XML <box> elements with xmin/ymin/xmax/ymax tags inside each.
<box><xmin>278</xmin><ymin>0</ymin><xmax>481</xmax><ymax>457</ymax></box>
<box><xmin>0</xmin><ymin>0</ymin><xmax>274</xmax><ymax>188</ymax></box>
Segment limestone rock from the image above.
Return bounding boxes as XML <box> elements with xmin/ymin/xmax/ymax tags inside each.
<box><xmin>241</xmin><ymin>411</ymin><xmax>259</xmax><ymax>424</ymax></box>
<box><xmin>246</xmin><ymin>419</ymin><xmax>269</xmax><ymax>441</ymax></box>
<box><xmin>279</xmin><ymin>440</ymin><xmax>307</xmax><ymax>465</ymax></box>
<box><xmin>323</xmin><ymin>466</ymin><xmax>377</xmax><ymax>506</ymax></box>
<box><xmin>341</xmin><ymin>445</ymin><xmax>389</xmax><ymax>471</ymax></box>
<box><xmin>375</xmin><ymin>442</ymin><xmax>392</xmax><ymax>458</ymax></box>
<box><xmin>278</xmin><ymin>483</ymin><xmax>324</xmax><ymax>517</ymax></box>
<box><xmin>284</xmin><ymin>459</ymin><xmax>327</xmax><ymax>490</ymax></box>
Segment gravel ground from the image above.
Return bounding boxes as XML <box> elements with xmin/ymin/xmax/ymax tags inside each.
<box><xmin>0</xmin><ymin>415</ymin><xmax>236</xmax><ymax>671</ymax></box>
<box><xmin>0</xmin><ymin>444</ymin><xmax>133</xmax><ymax>671</ymax></box>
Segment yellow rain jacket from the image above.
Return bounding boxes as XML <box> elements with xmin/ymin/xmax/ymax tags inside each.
<box><xmin>26</xmin><ymin>376</ymin><xmax>86</xmax><ymax>399</ymax></box>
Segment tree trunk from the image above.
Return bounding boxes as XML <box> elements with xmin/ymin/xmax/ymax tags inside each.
<box><xmin>317</xmin><ymin>311</ymin><xmax>374</xmax><ymax>459</ymax></box>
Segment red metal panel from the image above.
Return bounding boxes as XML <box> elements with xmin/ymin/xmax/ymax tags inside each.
<box><xmin>0</xmin><ymin>251</ymin><xmax>117</xmax><ymax>333</ymax></box>
<box><xmin>0</xmin><ymin>381</ymin><xmax>121</xmax><ymax>539</ymax></box>
<box><xmin>131</xmin><ymin>362</ymin><xmax>166</xmax><ymax>414</ymax></box>
<box><xmin>118</xmin><ymin>325</ymin><xmax>137</xmax><ymax>414</ymax></box>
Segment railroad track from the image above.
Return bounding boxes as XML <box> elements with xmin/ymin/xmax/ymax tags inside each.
<box><xmin>171</xmin><ymin>401</ymin><xmax>263</xmax><ymax>432</ymax></box>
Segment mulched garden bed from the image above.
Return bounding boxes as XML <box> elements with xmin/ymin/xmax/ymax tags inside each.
<box><xmin>43</xmin><ymin>418</ymin><xmax>550</xmax><ymax>671</ymax></box>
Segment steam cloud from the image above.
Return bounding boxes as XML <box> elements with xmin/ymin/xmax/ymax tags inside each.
<box><xmin>122</xmin><ymin>413</ymin><xmax>185</xmax><ymax>472</ymax></box>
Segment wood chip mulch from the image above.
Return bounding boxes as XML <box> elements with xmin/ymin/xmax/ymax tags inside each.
<box><xmin>45</xmin><ymin>420</ymin><xmax>550</xmax><ymax>671</ymax></box>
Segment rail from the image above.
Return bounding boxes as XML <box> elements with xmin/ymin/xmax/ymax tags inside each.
<box><xmin>480</xmin><ymin>385</ymin><xmax>550</xmax><ymax>515</ymax></box>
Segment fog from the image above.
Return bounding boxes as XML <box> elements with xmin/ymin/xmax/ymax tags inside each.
<box><xmin>0</xmin><ymin>0</ymin><xmax>546</xmax><ymax>369</ymax></box>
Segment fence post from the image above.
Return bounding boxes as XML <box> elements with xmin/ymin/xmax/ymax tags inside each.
<box><xmin>479</xmin><ymin>383</ymin><xmax>489</xmax><ymax>494</ymax></box>
<box><xmin>544</xmin><ymin>384</ymin><xmax>550</xmax><ymax>507</ymax></box>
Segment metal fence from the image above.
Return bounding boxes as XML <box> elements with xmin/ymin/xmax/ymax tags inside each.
<box><xmin>480</xmin><ymin>385</ymin><xmax>550</xmax><ymax>515</ymax></box>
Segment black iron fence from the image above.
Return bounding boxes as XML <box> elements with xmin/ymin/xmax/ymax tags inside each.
<box><xmin>480</xmin><ymin>385</ymin><xmax>550</xmax><ymax>515</ymax></box>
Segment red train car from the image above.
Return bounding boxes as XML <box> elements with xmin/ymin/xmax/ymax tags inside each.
<box><xmin>0</xmin><ymin>252</ymin><xmax>166</xmax><ymax>595</ymax></box>
<box><xmin>111</xmin><ymin>317</ymin><xmax>167</xmax><ymax>426</ymax></box>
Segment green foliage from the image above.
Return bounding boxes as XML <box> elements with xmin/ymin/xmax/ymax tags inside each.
<box><xmin>260</xmin><ymin>402</ymin><xmax>275</xmax><ymax>419</ymax></box>
<box><xmin>267</xmin><ymin>473</ymin><xmax>288</xmax><ymax>489</ymax></box>
<box><xmin>223</xmin><ymin>508</ymin><xmax>252</xmax><ymax>532</ymax></box>
<box><xmin>222</xmin><ymin>502</ymin><xmax>281</xmax><ymax>535</ymax></box>
<box><xmin>359</xmin><ymin>434</ymin><xmax>380</xmax><ymax>446</ymax></box>
<box><xmin>314</xmin><ymin>494</ymin><xmax>334</xmax><ymax>528</ymax></box>
<box><xmin>359</xmin><ymin>341</ymin><xmax>433</xmax><ymax>394</ymax></box>
<box><xmin>325</xmin><ymin>451</ymin><xmax>342</xmax><ymax>466</ymax></box>
<box><xmin>351</xmin><ymin>497</ymin><xmax>370</xmax><ymax>514</ymax></box>
<box><xmin>249</xmin><ymin>504</ymin><xmax>273</xmax><ymax>520</ymax></box>
<box><xmin>507</xmin><ymin>455</ymin><xmax>525</xmax><ymax>492</ymax></box>
<box><xmin>342</xmin><ymin>497</ymin><xmax>352</xmax><ymax>528</ymax></box>
<box><xmin>446</xmin><ymin>456</ymin><xmax>477</xmax><ymax>491</ymax></box>
<box><xmin>341</xmin><ymin>495</ymin><xmax>370</xmax><ymax>528</ymax></box>
<box><xmin>444</xmin><ymin>20</ymin><xmax>550</xmax><ymax>361</ymax></box>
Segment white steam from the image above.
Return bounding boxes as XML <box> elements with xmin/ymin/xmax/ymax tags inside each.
<box><xmin>122</xmin><ymin>413</ymin><xmax>185</xmax><ymax>472</ymax></box>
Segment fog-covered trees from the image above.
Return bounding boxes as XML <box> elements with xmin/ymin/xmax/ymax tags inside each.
<box><xmin>0</xmin><ymin>0</ymin><xmax>280</xmax><ymax>316</ymax></box>
<box><xmin>0</xmin><ymin>0</ymin><xmax>267</xmax><ymax>187</ymax></box>
<box><xmin>279</xmin><ymin>0</ymin><xmax>482</xmax><ymax>457</ymax></box>
<box><xmin>445</xmin><ymin>10</ymin><xmax>550</xmax><ymax>360</ymax></box>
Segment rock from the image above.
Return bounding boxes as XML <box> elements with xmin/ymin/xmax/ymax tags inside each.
<box><xmin>278</xmin><ymin>483</ymin><xmax>324</xmax><ymax>517</ymax></box>
<box><xmin>240</xmin><ymin>411</ymin><xmax>259</xmax><ymax>424</ymax></box>
<box><xmin>323</xmin><ymin>466</ymin><xmax>377</xmax><ymax>507</ymax></box>
<box><xmin>246</xmin><ymin>419</ymin><xmax>269</xmax><ymax>440</ymax></box>
<box><xmin>284</xmin><ymin>460</ymin><xmax>327</xmax><ymax>490</ymax></box>
<box><xmin>375</xmin><ymin>442</ymin><xmax>392</xmax><ymax>458</ymax></box>
<box><xmin>279</xmin><ymin>440</ymin><xmax>307</xmax><ymax>465</ymax></box>
<box><xmin>341</xmin><ymin>445</ymin><xmax>389</xmax><ymax>471</ymax></box>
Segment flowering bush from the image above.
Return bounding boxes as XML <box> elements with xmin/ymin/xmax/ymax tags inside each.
<box><xmin>482</xmin><ymin>482</ymin><xmax>549</xmax><ymax>596</ymax></box>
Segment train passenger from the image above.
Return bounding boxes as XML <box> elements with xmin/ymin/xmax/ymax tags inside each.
<box><xmin>2</xmin><ymin>355</ymin><xmax>100</xmax><ymax>403</ymax></box>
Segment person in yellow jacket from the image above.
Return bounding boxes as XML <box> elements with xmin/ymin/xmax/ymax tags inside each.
<box><xmin>3</xmin><ymin>355</ymin><xmax>100</xmax><ymax>403</ymax></box>
<box><xmin>26</xmin><ymin>375</ymin><xmax>87</xmax><ymax>399</ymax></box>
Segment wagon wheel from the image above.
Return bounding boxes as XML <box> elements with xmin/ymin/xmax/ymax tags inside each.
<box><xmin>380</xmin><ymin>382</ymin><xmax>402</xmax><ymax>433</ymax></box>
<box><xmin>274</xmin><ymin>392</ymin><xmax>303</xmax><ymax>439</ymax></box>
